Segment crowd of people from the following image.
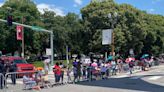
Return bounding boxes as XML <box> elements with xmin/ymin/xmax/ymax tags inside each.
<box><xmin>52</xmin><ymin>55</ymin><xmax>156</xmax><ymax>84</ymax></box>
<box><xmin>0</xmin><ymin>54</ymin><xmax>158</xmax><ymax>90</ymax></box>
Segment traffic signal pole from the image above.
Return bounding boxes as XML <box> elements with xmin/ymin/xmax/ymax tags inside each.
<box><xmin>0</xmin><ymin>19</ymin><xmax>54</xmax><ymax>66</ymax></box>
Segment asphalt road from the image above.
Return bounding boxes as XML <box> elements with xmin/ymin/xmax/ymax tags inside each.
<box><xmin>1</xmin><ymin>64</ymin><xmax>164</xmax><ymax>92</ymax></box>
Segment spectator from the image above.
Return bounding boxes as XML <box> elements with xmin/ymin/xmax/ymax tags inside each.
<box><xmin>59</xmin><ymin>62</ymin><xmax>64</xmax><ymax>84</ymax></box>
<box><xmin>100</xmin><ymin>64</ymin><xmax>107</xmax><ymax>79</ymax></box>
<box><xmin>9</xmin><ymin>61</ymin><xmax>17</xmax><ymax>85</ymax></box>
<box><xmin>73</xmin><ymin>65</ymin><xmax>77</xmax><ymax>83</ymax></box>
<box><xmin>43</xmin><ymin>57</ymin><xmax>50</xmax><ymax>74</ymax></box>
<box><xmin>77</xmin><ymin>61</ymin><xmax>81</xmax><ymax>82</ymax></box>
<box><xmin>53</xmin><ymin>62</ymin><xmax>61</xmax><ymax>84</ymax></box>
<box><xmin>0</xmin><ymin>59</ymin><xmax>5</xmax><ymax>89</ymax></box>
<box><xmin>129</xmin><ymin>61</ymin><xmax>134</xmax><ymax>75</ymax></box>
<box><xmin>82</xmin><ymin>66</ymin><xmax>87</xmax><ymax>80</ymax></box>
<box><xmin>67</xmin><ymin>67</ymin><xmax>72</xmax><ymax>83</ymax></box>
<box><xmin>111</xmin><ymin>60</ymin><xmax>116</xmax><ymax>75</ymax></box>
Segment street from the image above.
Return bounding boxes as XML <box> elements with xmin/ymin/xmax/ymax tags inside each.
<box><xmin>2</xmin><ymin>64</ymin><xmax>164</xmax><ymax>92</ymax></box>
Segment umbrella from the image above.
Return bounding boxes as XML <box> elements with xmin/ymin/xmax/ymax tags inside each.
<box><xmin>91</xmin><ymin>62</ymin><xmax>98</xmax><ymax>67</ymax></box>
<box><xmin>107</xmin><ymin>56</ymin><xmax>113</xmax><ymax>61</ymax></box>
<box><xmin>141</xmin><ymin>54</ymin><xmax>149</xmax><ymax>59</ymax></box>
<box><xmin>125</xmin><ymin>57</ymin><xmax>135</xmax><ymax>63</ymax></box>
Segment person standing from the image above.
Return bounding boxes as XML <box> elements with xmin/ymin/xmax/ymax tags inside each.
<box><xmin>129</xmin><ymin>61</ymin><xmax>134</xmax><ymax>75</ymax></box>
<box><xmin>53</xmin><ymin>62</ymin><xmax>61</xmax><ymax>85</ymax></box>
<box><xmin>9</xmin><ymin>61</ymin><xmax>17</xmax><ymax>85</ymax></box>
<box><xmin>73</xmin><ymin>65</ymin><xmax>77</xmax><ymax>83</ymax></box>
<box><xmin>59</xmin><ymin>62</ymin><xmax>64</xmax><ymax>84</ymax></box>
<box><xmin>44</xmin><ymin>57</ymin><xmax>50</xmax><ymax>74</ymax></box>
<box><xmin>66</xmin><ymin>67</ymin><xmax>72</xmax><ymax>83</ymax></box>
<box><xmin>77</xmin><ymin>61</ymin><xmax>81</xmax><ymax>82</ymax></box>
<box><xmin>0</xmin><ymin>59</ymin><xmax>5</xmax><ymax>89</ymax></box>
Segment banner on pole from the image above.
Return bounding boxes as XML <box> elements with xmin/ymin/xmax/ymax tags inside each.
<box><xmin>102</xmin><ymin>29</ymin><xmax>113</xmax><ymax>45</ymax></box>
<box><xmin>16</xmin><ymin>25</ymin><xmax>23</xmax><ymax>40</ymax></box>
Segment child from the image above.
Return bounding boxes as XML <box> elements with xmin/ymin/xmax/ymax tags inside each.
<box><xmin>82</xmin><ymin>66</ymin><xmax>87</xmax><ymax>80</ymax></box>
<box><xmin>67</xmin><ymin>67</ymin><xmax>72</xmax><ymax>83</ymax></box>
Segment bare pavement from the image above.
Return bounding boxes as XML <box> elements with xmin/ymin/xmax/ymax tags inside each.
<box><xmin>1</xmin><ymin>64</ymin><xmax>164</xmax><ymax>92</ymax></box>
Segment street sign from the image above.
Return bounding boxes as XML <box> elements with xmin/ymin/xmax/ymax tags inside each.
<box><xmin>129</xmin><ymin>49</ymin><xmax>134</xmax><ymax>55</ymax></box>
<box><xmin>32</xmin><ymin>26</ymin><xmax>43</xmax><ymax>31</ymax></box>
<box><xmin>102</xmin><ymin>29</ymin><xmax>113</xmax><ymax>45</ymax></box>
<box><xmin>46</xmin><ymin>48</ymin><xmax>51</xmax><ymax>55</ymax></box>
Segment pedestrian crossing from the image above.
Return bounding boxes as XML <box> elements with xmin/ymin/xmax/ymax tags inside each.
<box><xmin>148</xmin><ymin>76</ymin><xmax>162</xmax><ymax>80</ymax></box>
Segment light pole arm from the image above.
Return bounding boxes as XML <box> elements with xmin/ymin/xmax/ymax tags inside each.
<box><xmin>0</xmin><ymin>18</ymin><xmax>54</xmax><ymax>67</ymax></box>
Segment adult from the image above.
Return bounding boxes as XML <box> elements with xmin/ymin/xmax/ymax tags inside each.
<box><xmin>53</xmin><ymin>62</ymin><xmax>61</xmax><ymax>84</ymax></box>
<box><xmin>111</xmin><ymin>60</ymin><xmax>117</xmax><ymax>75</ymax></box>
<box><xmin>59</xmin><ymin>62</ymin><xmax>64</xmax><ymax>84</ymax></box>
<box><xmin>129</xmin><ymin>61</ymin><xmax>134</xmax><ymax>74</ymax></box>
<box><xmin>76</xmin><ymin>62</ymin><xmax>81</xmax><ymax>82</ymax></box>
<box><xmin>0</xmin><ymin>59</ymin><xmax>5</xmax><ymax>89</ymax></box>
<box><xmin>9</xmin><ymin>61</ymin><xmax>17</xmax><ymax>85</ymax></box>
<box><xmin>73</xmin><ymin>65</ymin><xmax>77</xmax><ymax>83</ymax></box>
<box><xmin>43</xmin><ymin>56</ymin><xmax>50</xmax><ymax>74</ymax></box>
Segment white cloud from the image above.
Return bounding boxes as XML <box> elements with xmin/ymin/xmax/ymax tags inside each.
<box><xmin>148</xmin><ymin>9</ymin><xmax>155</xmax><ymax>13</ymax></box>
<box><xmin>37</xmin><ymin>3</ymin><xmax>65</xmax><ymax>16</ymax></box>
<box><xmin>152</xmin><ymin>0</ymin><xmax>161</xmax><ymax>4</ymax></box>
<box><xmin>74</xmin><ymin>0</ymin><xmax>82</xmax><ymax>5</ymax></box>
<box><xmin>0</xmin><ymin>3</ymin><xmax>4</xmax><ymax>7</ymax></box>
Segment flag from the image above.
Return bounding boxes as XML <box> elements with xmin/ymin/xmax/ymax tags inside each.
<box><xmin>16</xmin><ymin>25</ymin><xmax>23</xmax><ymax>40</ymax></box>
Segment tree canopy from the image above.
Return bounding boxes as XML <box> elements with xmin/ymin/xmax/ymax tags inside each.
<box><xmin>0</xmin><ymin>0</ymin><xmax>163</xmax><ymax>59</ymax></box>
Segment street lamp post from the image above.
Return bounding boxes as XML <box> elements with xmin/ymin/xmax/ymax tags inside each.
<box><xmin>108</xmin><ymin>12</ymin><xmax>118</xmax><ymax>56</ymax></box>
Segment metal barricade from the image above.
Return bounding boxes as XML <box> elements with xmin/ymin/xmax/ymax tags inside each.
<box><xmin>0</xmin><ymin>73</ymin><xmax>5</xmax><ymax>89</ymax></box>
<box><xmin>4</xmin><ymin>71</ymin><xmax>37</xmax><ymax>89</ymax></box>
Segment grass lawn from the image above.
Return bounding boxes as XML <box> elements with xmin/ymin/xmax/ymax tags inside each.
<box><xmin>32</xmin><ymin>60</ymin><xmax>73</xmax><ymax>68</ymax></box>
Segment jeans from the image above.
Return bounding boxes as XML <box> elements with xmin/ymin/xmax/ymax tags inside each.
<box><xmin>11</xmin><ymin>74</ymin><xmax>16</xmax><ymax>84</ymax></box>
<box><xmin>55</xmin><ymin>74</ymin><xmax>60</xmax><ymax>83</ymax></box>
<box><xmin>0</xmin><ymin>76</ymin><xmax>4</xmax><ymax>89</ymax></box>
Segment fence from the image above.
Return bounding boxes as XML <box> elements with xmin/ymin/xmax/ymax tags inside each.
<box><xmin>4</xmin><ymin>71</ymin><xmax>37</xmax><ymax>90</ymax></box>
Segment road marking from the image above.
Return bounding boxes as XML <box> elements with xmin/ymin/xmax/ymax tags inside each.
<box><xmin>130</xmin><ymin>76</ymin><xmax>143</xmax><ymax>79</ymax></box>
<box><xmin>113</xmin><ymin>75</ymin><xmax>128</xmax><ymax>78</ymax></box>
<box><xmin>148</xmin><ymin>76</ymin><xmax>162</xmax><ymax>80</ymax></box>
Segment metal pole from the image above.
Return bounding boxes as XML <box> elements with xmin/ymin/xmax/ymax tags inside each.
<box><xmin>50</xmin><ymin>32</ymin><xmax>54</xmax><ymax>67</ymax></box>
<box><xmin>105</xmin><ymin>52</ymin><xmax>108</xmax><ymax>61</ymax></box>
<box><xmin>22</xmin><ymin>17</ymin><xmax>24</xmax><ymax>58</ymax></box>
<box><xmin>66</xmin><ymin>45</ymin><xmax>69</xmax><ymax>67</ymax></box>
<box><xmin>112</xmin><ymin>32</ymin><xmax>114</xmax><ymax>56</ymax></box>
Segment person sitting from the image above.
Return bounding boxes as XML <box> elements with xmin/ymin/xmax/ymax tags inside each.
<box><xmin>23</xmin><ymin>75</ymin><xmax>41</xmax><ymax>90</ymax></box>
<box><xmin>42</xmin><ymin>73</ymin><xmax>52</xmax><ymax>88</ymax></box>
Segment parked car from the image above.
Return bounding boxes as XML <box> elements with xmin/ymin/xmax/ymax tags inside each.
<box><xmin>0</xmin><ymin>56</ymin><xmax>36</xmax><ymax>77</ymax></box>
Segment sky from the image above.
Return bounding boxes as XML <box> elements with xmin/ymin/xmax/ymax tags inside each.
<box><xmin>0</xmin><ymin>0</ymin><xmax>164</xmax><ymax>16</ymax></box>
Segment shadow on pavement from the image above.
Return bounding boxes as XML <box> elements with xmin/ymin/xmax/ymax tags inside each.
<box><xmin>76</xmin><ymin>75</ymin><xmax>164</xmax><ymax>92</ymax></box>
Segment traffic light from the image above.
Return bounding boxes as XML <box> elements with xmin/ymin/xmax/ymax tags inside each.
<box><xmin>7</xmin><ymin>15</ymin><xmax>13</xmax><ymax>26</ymax></box>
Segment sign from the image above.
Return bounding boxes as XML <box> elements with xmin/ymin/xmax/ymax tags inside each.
<box><xmin>129</xmin><ymin>49</ymin><xmax>134</xmax><ymax>55</ymax></box>
<box><xmin>46</xmin><ymin>48</ymin><xmax>51</xmax><ymax>55</ymax></box>
<box><xmin>102</xmin><ymin>29</ymin><xmax>113</xmax><ymax>45</ymax></box>
<box><xmin>16</xmin><ymin>25</ymin><xmax>23</xmax><ymax>40</ymax></box>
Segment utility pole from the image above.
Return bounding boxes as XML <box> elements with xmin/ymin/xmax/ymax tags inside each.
<box><xmin>21</xmin><ymin>17</ymin><xmax>25</xmax><ymax>58</ymax></box>
<box><xmin>66</xmin><ymin>45</ymin><xmax>69</xmax><ymax>67</ymax></box>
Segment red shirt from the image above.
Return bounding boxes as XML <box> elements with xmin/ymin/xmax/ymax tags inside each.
<box><xmin>53</xmin><ymin>65</ymin><xmax>61</xmax><ymax>75</ymax></box>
